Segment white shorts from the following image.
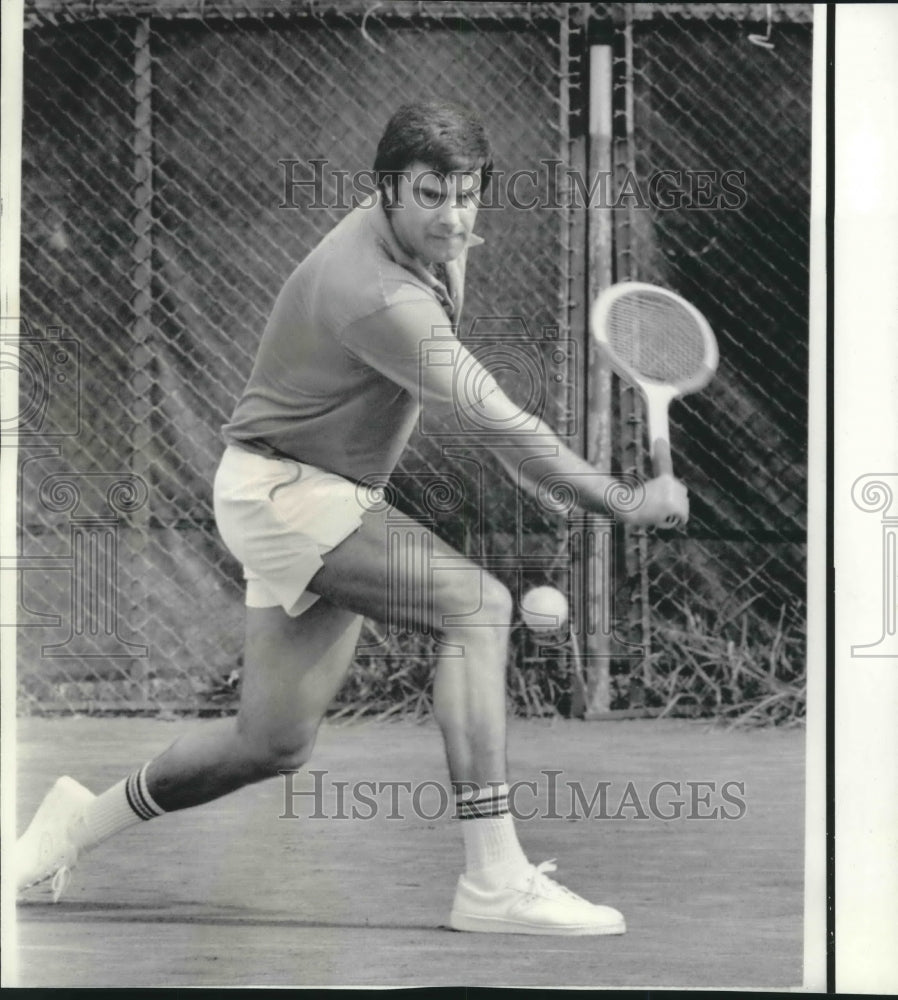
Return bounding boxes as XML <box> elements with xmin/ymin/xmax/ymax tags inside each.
<box><xmin>213</xmin><ymin>445</ymin><xmax>372</xmax><ymax>617</ymax></box>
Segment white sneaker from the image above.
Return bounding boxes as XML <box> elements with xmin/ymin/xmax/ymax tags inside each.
<box><xmin>449</xmin><ymin>859</ymin><xmax>626</xmax><ymax>936</ymax></box>
<box><xmin>14</xmin><ymin>776</ymin><xmax>95</xmax><ymax>902</ymax></box>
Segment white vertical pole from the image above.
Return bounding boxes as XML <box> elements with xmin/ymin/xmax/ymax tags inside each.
<box><xmin>1</xmin><ymin>0</ymin><xmax>24</xmax><ymax>984</ymax></box>
<box><xmin>583</xmin><ymin>42</ymin><xmax>615</xmax><ymax>717</ymax></box>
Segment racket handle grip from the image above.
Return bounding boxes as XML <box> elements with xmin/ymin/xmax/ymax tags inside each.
<box><xmin>651</xmin><ymin>437</ymin><xmax>674</xmax><ymax>478</ymax></box>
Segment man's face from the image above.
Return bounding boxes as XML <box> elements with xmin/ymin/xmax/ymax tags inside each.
<box><xmin>386</xmin><ymin>161</ymin><xmax>481</xmax><ymax>264</ymax></box>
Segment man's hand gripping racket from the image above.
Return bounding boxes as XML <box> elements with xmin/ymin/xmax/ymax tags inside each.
<box><xmin>591</xmin><ymin>282</ymin><xmax>719</xmax><ymax>528</ymax></box>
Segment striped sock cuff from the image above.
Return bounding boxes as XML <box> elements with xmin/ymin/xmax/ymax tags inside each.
<box><xmin>455</xmin><ymin>783</ymin><xmax>510</xmax><ymax>821</ymax></box>
<box><xmin>125</xmin><ymin>763</ymin><xmax>165</xmax><ymax>821</ymax></box>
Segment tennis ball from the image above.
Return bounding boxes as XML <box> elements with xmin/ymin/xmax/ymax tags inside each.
<box><xmin>520</xmin><ymin>586</ymin><xmax>569</xmax><ymax>633</ymax></box>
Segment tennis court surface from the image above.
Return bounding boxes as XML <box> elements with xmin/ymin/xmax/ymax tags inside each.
<box><xmin>13</xmin><ymin>716</ymin><xmax>805</xmax><ymax>988</ymax></box>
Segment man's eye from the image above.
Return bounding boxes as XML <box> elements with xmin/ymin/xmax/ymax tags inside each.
<box><xmin>419</xmin><ymin>189</ymin><xmax>443</xmax><ymax>207</ymax></box>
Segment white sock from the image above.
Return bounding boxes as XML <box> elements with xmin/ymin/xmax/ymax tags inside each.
<box><xmin>456</xmin><ymin>783</ymin><xmax>528</xmax><ymax>874</ymax></box>
<box><xmin>74</xmin><ymin>763</ymin><xmax>165</xmax><ymax>852</ymax></box>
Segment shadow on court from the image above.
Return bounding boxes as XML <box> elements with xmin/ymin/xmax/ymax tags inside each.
<box><xmin>12</xmin><ymin>716</ymin><xmax>805</xmax><ymax>988</ymax></box>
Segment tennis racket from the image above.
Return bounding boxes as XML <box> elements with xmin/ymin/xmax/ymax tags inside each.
<box><xmin>590</xmin><ymin>282</ymin><xmax>718</xmax><ymax>481</ymax></box>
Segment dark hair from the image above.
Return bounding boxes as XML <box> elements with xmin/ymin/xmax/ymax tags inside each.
<box><xmin>373</xmin><ymin>102</ymin><xmax>493</xmax><ymax>199</ymax></box>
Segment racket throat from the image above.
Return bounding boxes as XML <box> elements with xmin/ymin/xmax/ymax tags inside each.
<box><xmin>644</xmin><ymin>389</ymin><xmax>675</xmax><ymax>478</ymax></box>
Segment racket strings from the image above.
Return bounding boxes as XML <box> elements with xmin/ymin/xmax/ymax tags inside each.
<box><xmin>607</xmin><ymin>293</ymin><xmax>708</xmax><ymax>384</ymax></box>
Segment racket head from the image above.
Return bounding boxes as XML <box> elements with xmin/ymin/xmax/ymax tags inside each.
<box><xmin>590</xmin><ymin>282</ymin><xmax>718</xmax><ymax>397</ymax></box>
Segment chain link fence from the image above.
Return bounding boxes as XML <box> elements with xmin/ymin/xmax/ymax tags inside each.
<box><xmin>12</xmin><ymin>2</ymin><xmax>812</xmax><ymax>721</ymax></box>
<box><xmin>610</xmin><ymin>5</ymin><xmax>811</xmax><ymax>722</ymax></box>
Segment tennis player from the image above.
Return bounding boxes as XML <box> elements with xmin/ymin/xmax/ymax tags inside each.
<box><xmin>16</xmin><ymin>102</ymin><xmax>688</xmax><ymax>935</ymax></box>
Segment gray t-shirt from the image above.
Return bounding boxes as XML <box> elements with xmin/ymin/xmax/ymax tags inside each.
<box><xmin>222</xmin><ymin>197</ymin><xmax>489</xmax><ymax>482</ymax></box>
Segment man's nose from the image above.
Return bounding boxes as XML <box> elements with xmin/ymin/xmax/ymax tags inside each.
<box><xmin>436</xmin><ymin>200</ymin><xmax>463</xmax><ymax>229</ymax></box>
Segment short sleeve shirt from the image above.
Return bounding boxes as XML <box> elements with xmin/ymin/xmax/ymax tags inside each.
<box><xmin>222</xmin><ymin>196</ymin><xmax>488</xmax><ymax>482</ymax></box>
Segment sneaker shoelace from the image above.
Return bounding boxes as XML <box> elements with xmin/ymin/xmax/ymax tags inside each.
<box><xmin>525</xmin><ymin>860</ymin><xmax>587</xmax><ymax>903</ymax></box>
<box><xmin>34</xmin><ymin>815</ymin><xmax>83</xmax><ymax>900</ymax></box>
<box><xmin>50</xmin><ymin>866</ymin><xmax>71</xmax><ymax>903</ymax></box>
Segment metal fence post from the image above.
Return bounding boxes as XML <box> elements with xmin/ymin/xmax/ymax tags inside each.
<box><xmin>129</xmin><ymin>16</ymin><xmax>154</xmax><ymax>706</ymax></box>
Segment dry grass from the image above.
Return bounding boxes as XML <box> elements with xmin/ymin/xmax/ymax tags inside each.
<box><xmin>201</xmin><ymin>606</ymin><xmax>806</xmax><ymax>728</ymax></box>
<box><xmin>638</xmin><ymin>601</ymin><xmax>806</xmax><ymax>728</ymax></box>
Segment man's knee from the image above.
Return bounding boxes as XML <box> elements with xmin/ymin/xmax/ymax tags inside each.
<box><xmin>435</xmin><ymin>571</ymin><xmax>512</xmax><ymax>631</ymax></box>
<box><xmin>238</xmin><ymin>721</ymin><xmax>319</xmax><ymax>780</ymax></box>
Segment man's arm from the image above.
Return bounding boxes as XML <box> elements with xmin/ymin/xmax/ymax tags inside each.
<box><xmin>471</xmin><ymin>392</ymin><xmax>689</xmax><ymax>527</ymax></box>
<box><xmin>340</xmin><ymin>300</ymin><xmax>689</xmax><ymax>526</ymax></box>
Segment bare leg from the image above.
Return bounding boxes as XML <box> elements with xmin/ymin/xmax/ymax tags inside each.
<box><xmin>143</xmin><ymin>502</ymin><xmax>511</xmax><ymax>809</ymax></box>
<box><xmin>306</xmin><ymin>506</ymin><xmax>513</xmax><ymax>791</ymax></box>
<box><xmin>18</xmin><ymin>499</ymin><xmax>569</xmax><ymax>923</ymax></box>
<box><xmin>146</xmin><ymin>600</ymin><xmax>362</xmax><ymax>810</ymax></box>
<box><xmin>430</xmin><ymin>614</ymin><xmax>511</xmax><ymax>789</ymax></box>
